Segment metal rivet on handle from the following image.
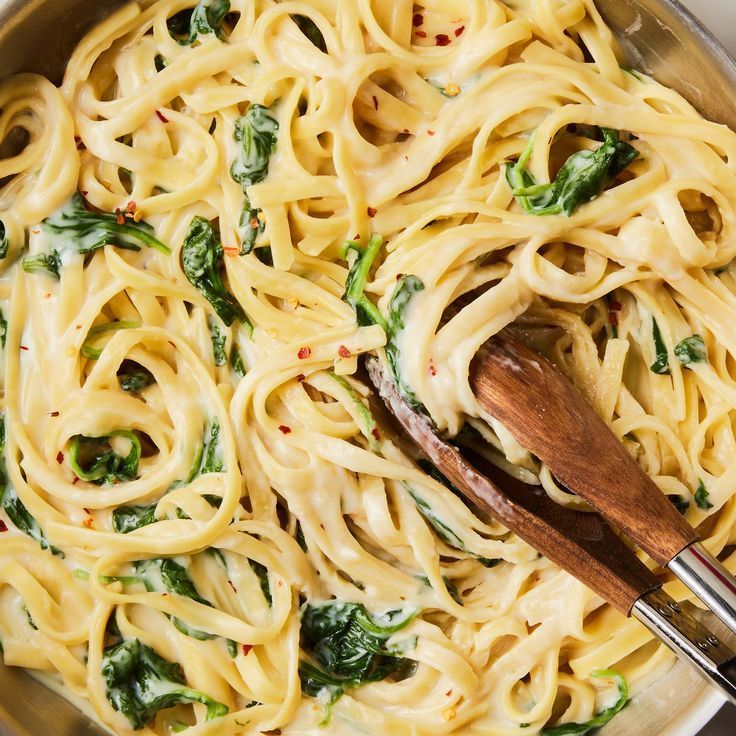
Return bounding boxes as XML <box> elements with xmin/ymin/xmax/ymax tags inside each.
<box><xmin>697</xmin><ymin>640</ymin><xmax>711</xmax><ymax>652</ymax></box>
<box><xmin>669</xmin><ymin>601</ymin><xmax>682</xmax><ymax>613</ymax></box>
<box><xmin>707</xmin><ymin>635</ymin><xmax>719</xmax><ymax>647</ymax></box>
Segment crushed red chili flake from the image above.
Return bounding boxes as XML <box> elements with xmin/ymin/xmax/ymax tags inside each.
<box><xmin>415</xmin><ymin>30</ymin><xmax>427</xmax><ymax>38</ymax></box>
<box><xmin>72</xmin><ymin>477</ymin><xmax>80</xmax><ymax>484</ymax></box>
<box><xmin>445</xmin><ymin>689</ymin><xmax>453</xmax><ymax>697</ymax></box>
<box><xmin>454</xmin><ymin>25</ymin><xmax>465</xmax><ymax>36</ymax></box>
<box><xmin>427</xmin><ymin>130</ymin><xmax>435</xmax><ymax>136</ymax></box>
<box><xmin>372</xmin><ymin>95</ymin><xmax>379</xmax><ymax>111</ymax></box>
<box><xmin>115</xmin><ymin>209</ymin><xmax>125</xmax><ymax>225</ymax></box>
<box><xmin>80</xmin><ymin>191</ymin><xmax>88</xmax><ymax>197</ymax></box>
<box><xmin>227</xmin><ymin>579</ymin><xmax>238</xmax><ymax>593</ymax></box>
<box><xmin>83</xmin><ymin>508</ymin><xmax>91</xmax><ymax>515</ymax></box>
<box><xmin>371</xmin><ymin>427</ymin><xmax>380</xmax><ymax>441</ymax></box>
<box><xmin>49</xmin><ymin>411</ymin><xmax>60</xmax><ymax>417</ymax></box>
<box><xmin>367</xmin><ymin>206</ymin><xmax>377</xmax><ymax>217</ymax></box>
<box><xmin>56</xmin><ymin>451</ymin><xmax>64</xmax><ymax>464</ymax></box>
<box><xmin>354</xmin><ymin>233</ymin><xmax>361</xmax><ymax>240</ymax></box>
<box><xmin>403</xmin><ymin>128</ymin><xmax>410</xmax><ymax>134</ymax></box>
<box><xmin>296</xmin><ymin>373</ymin><xmax>306</xmax><ymax>382</ymax></box>
<box><xmin>242</xmin><ymin>644</ymin><xmax>253</xmax><ymax>656</ymax></box>
<box><xmin>0</xmin><ymin>520</ymin><xmax>6</xmax><ymax>532</ymax></box>
<box><xmin>250</xmin><ymin>217</ymin><xmax>260</xmax><ymax>229</ymax></box>
<box><xmin>435</xmin><ymin>34</ymin><xmax>451</xmax><ymax>46</ymax></box>
<box><xmin>608</xmin><ymin>311</ymin><xmax>619</xmax><ymax>326</ymax></box>
<box><xmin>412</xmin><ymin>12</ymin><xmax>424</xmax><ymax>26</ymax></box>
<box><xmin>338</xmin><ymin>345</ymin><xmax>351</xmax><ymax>358</ymax></box>
<box><xmin>279</xmin><ymin>425</ymin><xmax>292</xmax><ymax>435</ymax></box>
<box><xmin>155</xmin><ymin>109</ymin><xmax>169</xmax><ymax>123</ymax></box>
<box><xmin>297</xmin><ymin>347</ymin><xmax>311</xmax><ymax>360</ymax></box>
<box><xmin>429</xmin><ymin>361</ymin><xmax>437</xmax><ymax>376</ymax></box>
<box><xmin>83</xmin><ymin>518</ymin><xmax>94</xmax><ymax>528</ymax></box>
<box><xmin>74</xmin><ymin>136</ymin><xmax>84</xmax><ymax>150</ymax></box>
<box><xmin>610</xmin><ymin>300</ymin><xmax>622</xmax><ymax>311</ymax></box>
<box><xmin>19</xmin><ymin>345</ymin><xmax>29</xmax><ymax>351</ymax></box>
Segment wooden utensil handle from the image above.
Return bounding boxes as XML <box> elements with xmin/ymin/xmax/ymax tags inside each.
<box><xmin>367</xmin><ymin>357</ymin><xmax>661</xmax><ymax>615</ymax></box>
<box><xmin>470</xmin><ymin>332</ymin><xmax>697</xmax><ymax>567</ymax></box>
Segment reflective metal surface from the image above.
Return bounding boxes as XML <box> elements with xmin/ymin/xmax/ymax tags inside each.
<box><xmin>633</xmin><ymin>589</ymin><xmax>736</xmax><ymax>705</ymax></box>
<box><xmin>0</xmin><ymin>0</ymin><xmax>735</xmax><ymax>734</ymax></box>
<box><xmin>671</xmin><ymin>543</ymin><xmax>736</xmax><ymax>640</ymax></box>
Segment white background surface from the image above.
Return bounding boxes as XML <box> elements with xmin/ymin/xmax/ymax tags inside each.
<box><xmin>679</xmin><ymin>5</ymin><xmax>736</xmax><ymax>735</ymax></box>
<box><xmin>679</xmin><ymin>0</ymin><xmax>736</xmax><ymax>52</ymax></box>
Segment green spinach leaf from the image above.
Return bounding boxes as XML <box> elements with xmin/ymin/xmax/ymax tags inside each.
<box><xmin>694</xmin><ymin>479</ymin><xmax>714</xmax><ymax>510</ymax></box>
<box><xmin>650</xmin><ymin>318</ymin><xmax>670</xmax><ymax>375</ymax></box>
<box><xmin>112</xmin><ymin>504</ymin><xmax>158</xmax><ymax>534</ymax></box>
<box><xmin>133</xmin><ymin>558</ymin><xmax>215</xmax><ymax>640</ymax></box>
<box><xmin>299</xmin><ymin>601</ymin><xmax>417</xmax><ymax>724</ymax></box>
<box><xmin>208</xmin><ymin>317</ymin><xmax>227</xmax><ymax>366</ymax></box>
<box><xmin>542</xmin><ymin>669</ymin><xmax>628</xmax><ymax>735</ymax></box>
<box><xmin>506</xmin><ymin>129</ymin><xmax>638</xmax><ymax>217</ymax></box>
<box><xmin>230</xmin><ymin>104</ymin><xmax>279</xmax><ymax>254</ymax></box>
<box><xmin>22</xmin><ymin>250</ymin><xmax>61</xmax><ymax>279</ymax></box>
<box><xmin>68</xmin><ymin>430</ymin><xmax>141</xmax><ymax>485</ymax></box>
<box><xmin>674</xmin><ymin>334</ymin><xmax>706</xmax><ymax>366</ymax></box>
<box><xmin>168</xmin><ymin>0</ymin><xmax>231</xmax><ymax>45</ymax></box>
<box><xmin>81</xmin><ymin>321</ymin><xmax>141</xmax><ymax>360</ymax></box>
<box><xmin>117</xmin><ymin>362</ymin><xmax>154</xmax><ymax>393</ymax></box>
<box><xmin>181</xmin><ymin>216</ymin><xmax>249</xmax><ymax>329</ymax></box>
<box><xmin>0</xmin><ymin>420</ymin><xmax>62</xmax><ymax>555</ymax></box>
<box><xmin>291</xmin><ymin>14</ymin><xmax>326</xmax><ymax>52</ymax></box>
<box><xmin>385</xmin><ymin>275</ymin><xmax>425</xmax><ymax>408</ymax></box>
<box><xmin>101</xmin><ymin>638</ymin><xmax>228</xmax><ymax>729</ymax></box>
<box><xmin>0</xmin><ymin>218</ymin><xmax>8</xmax><ymax>259</ymax></box>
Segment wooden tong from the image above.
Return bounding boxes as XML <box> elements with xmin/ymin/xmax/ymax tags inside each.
<box><xmin>366</xmin><ymin>331</ymin><xmax>736</xmax><ymax>704</ymax></box>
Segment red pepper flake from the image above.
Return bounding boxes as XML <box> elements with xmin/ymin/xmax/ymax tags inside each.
<box><xmin>427</xmin><ymin>130</ymin><xmax>435</xmax><ymax>136</ymax></box>
<box><xmin>429</xmin><ymin>361</ymin><xmax>437</xmax><ymax>377</ymax></box>
<box><xmin>297</xmin><ymin>347</ymin><xmax>311</xmax><ymax>360</ymax></box>
<box><xmin>445</xmin><ymin>689</ymin><xmax>453</xmax><ymax>697</ymax></box>
<box><xmin>155</xmin><ymin>109</ymin><xmax>169</xmax><ymax>123</ymax></box>
<box><xmin>227</xmin><ymin>579</ymin><xmax>238</xmax><ymax>593</ymax></box>
<box><xmin>435</xmin><ymin>34</ymin><xmax>451</xmax><ymax>46</ymax></box>
<box><xmin>80</xmin><ymin>191</ymin><xmax>88</xmax><ymax>197</ymax></box>
<box><xmin>49</xmin><ymin>411</ymin><xmax>60</xmax><ymax>417</ymax></box>
<box><xmin>367</xmin><ymin>206</ymin><xmax>377</xmax><ymax>218</ymax></box>
<box><xmin>402</xmin><ymin>128</ymin><xmax>410</xmax><ymax>134</ymax></box>
<box><xmin>0</xmin><ymin>520</ymin><xmax>6</xmax><ymax>532</ymax></box>
<box><xmin>454</xmin><ymin>25</ymin><xmax>465</xmax><ymax>37</ymax></box>
<box><xmin>415</xmin><ymin>30</ymin><xmax>427</xmax><ymax>38</ymax></box>
<box><xmin>354</xmin><ymin>234</ymin><xmax>361</xmax><ymax>240</ymax></box>
<box><xmin>72</xmin><ymin>477</ymin><xmax>80</xmax><ymax>484</ymax></box>
<box><xmin>83</xmin><ymin>508</ymin><xmax>91</xmax><ymax>515</ymax></box>
<box><xmin>74</xmin><ymin>135</ymin><xmax>84</xmax><ymax>150</ymax></box>
<box><xmin>168</xmin><ymin>340</ymin><xmax>176</xmax><ymax>349</ymax></box>
<box><xmin>249</xmin><ymin>217</ymin><xmax>260</xmax><ymax>229</ymax></box>
<box><xmin>610</xmin><ymin>300</ymin><xmax>622</xmax><ymax>311</ymax></box>
<box><xmin>115</xmin><ymin>209</ymin><xmax>125</xmax><ymax>225</ymax></box>
<box><xmin>279</xmin><ymin>425</ymin><xmax>292</xmax><ymax>435</ymax></box>
<box><xmin>338</xmin><ymin>345</ymin><xmax>351</xmax><ymax>358</ymax></box>
<box><xmin>19</xmin><ymin>345</ymin><xmax>29</xmax><ymax>351</ymax></box>
<box><xmin>56</xmin><ymin>451</ymin><xmax>64</xmax><ymax>464</ymax></box>
<box><xmin>608</xmin><ymin>311</ymin><xmax>619</xmax><ymax>327</ymax></box>
<box><xmin>371</xmin><ymin>427</ymin><xmax>380</xmax><ymax>441</ymax></box>
<box><xmin>372</xmin><ymin>95</ymin><xmax>379</xmax><ymax>111</ymax></box>
<box><xmin>242</xmin><ymin>644</ymin><xmax>253</xmax><ymax>656</ymax></box>
<box><xmin>296</xmin><ymin>373</ymin><xmax>306</xmax><ymax>382</ymax></box>
<box><xmin>83</xmin><ymin>517</ymin><xmax>94</xmax><ymax>528</ymax></box>
<box><xmin>223</xmin><ymin>246</ymin><xmax>239</xmax><ymax>257</ymax></box>
<box><xmin>412</xmin><ymin>12</ymin><xmax>424</xmax><ymax>26</ymax></box>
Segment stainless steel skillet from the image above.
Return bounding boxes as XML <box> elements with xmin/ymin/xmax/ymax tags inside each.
<box><xmin>0</xmin><ymin>0</ymin><xmax>735</xmax><ymax>734</ymax></box>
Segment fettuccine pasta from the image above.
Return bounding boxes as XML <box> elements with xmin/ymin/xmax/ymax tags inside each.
<box><xmin>0</xmin><ymin>0</ymin><xmax>735</xmax><ymax>734</ymax></box>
